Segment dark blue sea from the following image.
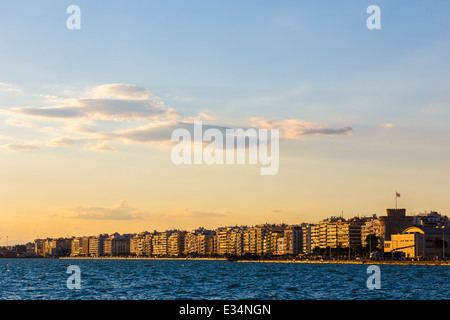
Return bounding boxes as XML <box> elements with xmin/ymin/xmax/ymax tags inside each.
<box><xmin>0</xmin><ymin>259</ymin><xmax>448</xmax><ymax>300</ymax></box>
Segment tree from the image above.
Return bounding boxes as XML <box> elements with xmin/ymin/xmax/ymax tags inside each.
<box><xmin>312</xmin><ymin>246</ymin><xmax>325</xmax><ymax>256</ymax></box>
<box><xmin>365</xmin><ymin>234</ymin><xmax>380</xmax><ymax>253</ymax></box>
<box><xmin>432</xmin><ymin>238</ymin><xmax>448</xmax><ymax>254</ymax></box>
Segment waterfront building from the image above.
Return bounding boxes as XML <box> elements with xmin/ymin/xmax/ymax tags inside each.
<box><xmin>215</xmin><ymin>226</ymin><xmax>243</xmax><ymax>256</ymax></box>
<box><xmin>42</xmin><ymin>239</ymin><xmax>52</xmax><ymax>257</ymax></box>
<box><xmin>25</xmin><ymin>242</ymin><xmax>37</xmax><ymax>257</ymax></box>
<box><xmin>266</xmin><ymin>226</ymin><xmax>282</xmax><ymax>254</ymax></box>
<box><xmin>384</xmin><ymin>226</ymin><xmax>450</xmax><ymax>258</ymax></box>
<box><xmin>104</xmin><ymin>233</ymin><xmax>133</xmax><ymax>256</ymax></box>
<box><xmin>345</xmin><ymin>217</ymin><xmax>364</xmax><ymax>248</ymax></box>
<box><xmin>81</xmin><ymin>236</ymin><xmax>90</xmax><ymax>256</ymax></box>
<box><xmin>44</xmin><ymin>238</ymin><xmax>71</xmax><ymax>257</ymax></box>
<box><xmin>361</xmin><ymin>215</ymin><xmax>381</xmax><ymax>247</ymax></box>
<box><xmin>168</xmin><ymin>231</ymin><xmax>187</xmax><ymax>256</ymax></box>
<box><xmin>130</xmin><ymin>232</ymin><xmax>152</xmax><ymax>256</ymax></box>
<box><xmin>71</xmin><ymin>237</ymin><xmax>82</xmax><ymax>256</ymax></box>
<box><xmin>303</xmin><ymin>217</ymin><xmax>366</xmax><ymax>253</ymax></box>
<box><xmin>184</xmin><ymin>228</ymin><xmax>215</xmax><ymax>255</ymax></box>
<box><xmin>143</xmin><ymin>233</ymin><xmax>153</xmax><ymax>255</ymax></box>
<box><xmin>243</xmin><ymin>226</ymin><xmax>259</xmax><ymax>255</ymax></box>
<box><xmin>413</xmin><ymin>211</ymin><xmax>450</xmax><ymax>228</ymax></box>
<box><xmin>318</xmin><ymin>220</ymin><xmax>328</xmax><ymax>248</ymax></box>
<box><xmin>34</xmin><ymin>239</ymin><xmax>44</xmax><ymax>256</ymax></box>
<box><xmin>302</xmin><ymin>224</ymin><xmax>320</xmax><ymax>254</ymax></box>
<box><xmin>319</xmin><ymin>217</ymin><xmax>363</xmax><ymax>249</ymax></box>
<box><xmin>282</xmin><ymin>225</ymin><xmax>302</xmax><ymax>255</ymax></box>
<box><xmin>198</xmin><ymin>233</ymin><xmax>215</xmax><ymax>255</ymax></box>
<box><xmin>228</xmin><ymin>227</ymin><xmax>245</xmax><ymax>256</ymax></box>
<box><xmin>151</xmin><ymin>232</ymin><xmax>165</xmax><ymax>256</ymax></box>
<box><xmin>263</xmin><ymin>225</ymin><xmax>286</xmax><ymax>255</ymax></box>
<box><xmin>301</xmin><ymin>224</ymin><xmax>312</xmax><ymax>254</ymax></box>
<box><xmin>316</xmin><ymin>217</ymin><xmax>344</xmax><ymax>249</ymax></box>
<box><xmin>242</xmin><ymin>224</ymin><xmax>283</xmax><ymax>255</ymax></box>
<box><xmin>89</xmin><ymin>234</ymin><xmax>108</xmax><ymax>257</ymax></box>
<box><xmin>214</xmin><ymin>227</ymin><xmax>227</xmax><ymax>255</ymax></box>
<box><xmin>276</xmin><ymin>237</ymin><xmax>286</xmax><ymax>255</ymax></box>
<box><xmin>326</xmin><ymin>221</ymin><xmax>339</xmax><ymax>248</ymax></box>
<box><xmin>379</xmin><ymin>209</ymin><xmax>414</xmax><ymax>246</ymax></box>
<box><xmin>310</xmin><ymin>224</ymin><xmax>320</xmax><ymax>251</ymax></box>
<box><xmin>184</xmin><ymin>232</ymin><xmax>199</xmax><ymax>255</ymax></box>
<box><xmin>152</xmin><ymin>230</ymin><xmax>176</xmax><ymax>256</ymax></box>
<box><xmin>255</xmin><ymin>225</ymin><xmax>268</xmax><ymax>255</ymax></box>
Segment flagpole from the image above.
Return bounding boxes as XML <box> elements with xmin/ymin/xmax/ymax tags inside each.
<box><xmin>395</xmin><ymin>191</ymin><xmax>397</xmax><ymax>210</ymax></box>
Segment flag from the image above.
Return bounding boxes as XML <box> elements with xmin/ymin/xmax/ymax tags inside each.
<box><xmin>396</xmin><ymin>192</ymin><xmax>400</xmax><ymax>197</ymax></box>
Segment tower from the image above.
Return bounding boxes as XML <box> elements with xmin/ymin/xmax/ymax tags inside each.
<box><xmin>379</xmin><ymin>209</ymin><xmax>413</xmax><ymax>247</ymax></box>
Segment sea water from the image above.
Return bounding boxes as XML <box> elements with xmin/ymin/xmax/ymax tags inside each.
<box><xmin>0</xmin><ymin>259</ymin><xmax>448</xmax><ymax>300</ymax></box>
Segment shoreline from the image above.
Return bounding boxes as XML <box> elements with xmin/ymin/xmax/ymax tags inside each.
<box><xmin>57</xmin><ymin>256</ymin><xmax>450</xmax><ymax>266</ymax></box>
<box><xmin>59</xmin><ymin>257</ymin><xmax>227</xmax><ymax>261</ymax></box>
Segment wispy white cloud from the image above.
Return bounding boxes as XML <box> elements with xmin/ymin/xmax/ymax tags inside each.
<box><xmin>250</xmin><ymin>118</ymin><xmax>353</xmax><ymax>138</ymax></box>
<box><xmin>172</xmin><ymin>208</ymin><xmax>230</xmax><ymax>219</ymax></box>
<box><xmin>183</xmin><ymin>112</ymin><xmax>218</xmax><ymax>123</ymax></box>
<box><xmin>5</xmin><ymin>118</ymin><xmax>35</xmax><ymax>128</ymax></box>
<box><xmin>380</xmin><ymin>123</ymin><xmax>394</xmax><ymax>128</ymax></box>
<box><xmin>47</xmin><ymin>137</ymin><xmax>83</xmax><ymax>147</ymax></box>
<box><xmin>11</xmin><ymin>99</ymin><xmax>178</xmax><ymax>122</ymax></box>
<box><xmin>11</xmin><ymin>105</ymin><xmax>83</xmax><ymax>119</ymax></box>
<box><xmin>0</xmin><ymin>143</ymin><xmax>39</xmax><ymax>151</ymax></box>
<box><xmin>66</xmin><ymin>200</ymin><xmax>145</xmax><ymax>220</ymax></box>
<box><xmin>83</xmin><ymin>142</ymin><xmax>116</xmax><ymax>152</ymax></box>
<box><xmin>0</xmin><ymin>134</ymin><xmax>15</xmax><ymax>140</ymax></box>
<box><xmin>9</xmin><ymin>83</ymin><xmax>179</xmax><ymax>122</ymax></box>
<box><xmin>0</xmin><ymin>82</ymin><xmax>22</xmax><ymax>93</ymax></box>
<box><xmin>89</xmin><ymin>83</ymin><xmax>152</xmax><ymax>100</ymax></box>
<box><xmin>1</xmin><ymin>83</ymin><xmax>354</xmax><ymax>152</ymax></box>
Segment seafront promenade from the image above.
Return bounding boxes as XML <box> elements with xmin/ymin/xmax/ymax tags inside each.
<box><xmin>58</xmin><ymin>256</ymin><xmax>450</xmax><ymax>266</ymax></box>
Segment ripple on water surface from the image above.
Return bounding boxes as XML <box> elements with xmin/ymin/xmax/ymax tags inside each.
<box><xmin>0</xmin><ymin>259</ymin><xmax>448</xmax><ymax>300</ymax></box>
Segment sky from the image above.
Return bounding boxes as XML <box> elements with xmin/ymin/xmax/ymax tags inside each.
<box><xmin>1</xmin><ymin>1</ymin><xmax>450</xmax><ymax>244</ymax></box>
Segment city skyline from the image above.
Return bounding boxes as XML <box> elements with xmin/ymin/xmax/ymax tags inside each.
<box><xmin>5</xmin><ymin>206</ymin><xmax>447</xmax><ymax>246</ymax></box>
<box><xmin>1</xmin><ymin>1</ymin><xmax>450</xmax><ymax>245</ymax></box>
<box><xmin>19</xmin><ymin>208</ymin><xmax>450</xmax><ymax>260</ymax></box>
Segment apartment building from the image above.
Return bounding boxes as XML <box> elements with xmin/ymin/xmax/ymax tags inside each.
<box><xmin>229</xmin><ymin>227</ymin><xmax>245</xmax><ymax>256</ymax></box>
<box><xmin>310</xmin><ymin>224</ymin><xmax>320</xmax><ymax>251</ymax></box>
<box><xmin>263</xmin><ymin>226</ymin><xmax>285</xmax><ymax>255</ymax></box>
<box><xmin>243</xmin><ymin>227</ymin><xmax>257</xmax><ymax>255</ymax></box>
<box><xmin>130</xmin><ymin>232</ymin><xmax>152</xmax><ymax>256</ymax></box>
<box><xmin>39</xmin><ymin>238</ymin><xmax>72</xmax><ymax>257</ymax></box>
<box><xmin>152</xmin><ymin>230</ymin><xmax>176</xmax><ymax>256</ymax></box>
<box><xmin>104</xmin><ymin>233</ymin><xmax>133</xmax><ymax>256</ymax></box>
<box><xmin>89</xmin><ymin>234</ymin><xmax>109</xmax><ymax>257</ymax></box>
<box><xmin>71</xmin><ymin>237</ymin><xmax>82</xmax><ymax>256</ymax></box>
<box><xmin>184</xmin><ymin>228</ymin><xmax>215</xmax><ymax>255</ymax></box>
<box><xmin>413</xmin><ymin>211</ymin><xmax>450</xmax><ymax>228</ymax></box>
<box><xmin>198</xmin><ymin>233</ymin><xmax>215</xmax><ymax>255</ymax></box>
<box><xmin>214</xmin><ymin>227</ymin><xmax>236</xmax><ymax>255</ymax></box>
<box><xmin>301</xmin><ymin>224</ymin><xmax>313</xmax><ymax>254</ymax></box>
<box><xmin>168</xmin><ymin>231</ymin><xmax>187</xmax><ymax>256</ymax></box>
<box><xmin>361</xmin><ymin>215</ymin><xmax>380</xmax><ymax>247</ymax></box>
<box><xmin>33</xmin><ymin>239</ymin><xmax>44</xmax><ymax>256</ymax></box>
<box><xmin>81</xmin><ymin>237</ymin><xmax>90</xmax><ymax>256</ymax></box>
<box><xmin>184</xmin><ymin>232</ymin><xmax>199</xmax><ymax>255</ymax></box>
<box><xmin>283</xmin><ymin>225</ymin><xmax>302</xmax><ymax>255</ymax></box>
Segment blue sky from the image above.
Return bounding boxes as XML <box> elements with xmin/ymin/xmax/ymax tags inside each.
<box><xmin>1</xmin><ymin>1</ymin><xmax>450</xmax><ymax>243</ymax></box>
<box><xmin>2</xmin><ymin>1</ymin><xmax>449</xmax><ymax>122</ymax></box>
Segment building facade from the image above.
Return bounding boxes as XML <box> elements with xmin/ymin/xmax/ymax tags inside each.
<box><xmin>384</xmin><ymin>226</ymin><xmax>450</xmax><ymax>258</ymax></box>
<box><xmin>379</xmin><ymin>209</ymin><xmax>414</xmax><ymax>246</ymax></box>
